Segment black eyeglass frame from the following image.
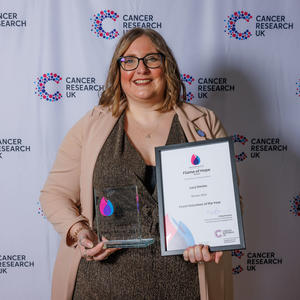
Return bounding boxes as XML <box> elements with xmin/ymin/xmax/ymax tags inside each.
<box><xmin>118</xmin><ymin>53</ymin><xmax>165</xmax><ymax>71</ymax></box>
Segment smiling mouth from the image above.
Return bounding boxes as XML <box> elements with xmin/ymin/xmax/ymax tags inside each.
<box><xmin>133</xmin><ymin>79</ymin><xmax>152</xmax><ymax>85</ymax></box>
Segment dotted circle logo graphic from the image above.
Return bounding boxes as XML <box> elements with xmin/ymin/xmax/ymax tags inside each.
<box><xmin>224</xmin><ymin>11</ymin><xmax>252</xmax><ymax>40</ymax></box>
<box><xmin>232</xmin><ymin>250</ymin><xmax>244</xmax><ymax>259</ymax></box>
<box><xmin>34</xmin><ymin>73</ymin><xmax>62</xmax><ymax>102</ymax></box>
<box><xmin>181</xmin><ymin>74</ymin><xmax>195</xmax><ymax>85</ymax></box>
<box><xmin>296</xmin><ymin>79</ymin><xmax>300</xmax><ymax>97</ymax></box>
<box><xmin>290</xmin><ymin>194</ymin><xmax>300</xmax><ymax>216</ymax></box>
<box><xmin>91</xmin><ymin>10</ymin><xmax>119</xmax><ymax>40</ymax></box>
<box><xmin>191</xmin><ymin>154</ymin><xmax>200</xmax><ymax>165</ymax></box>
<box><xmin>232</xmin><ymin>265</ymin><xmax>244</xmax><ymax>275</ymax></box>
<box><xmin>100</xmin><ymin>196</ymin><xmax>114</xmax><ymax>216</ymax></box>
<box><xmin>186</xmin><ymin>92</ymin><xmax>194</xmax><ymax>102</ymax></box>
<box><xmin>235</xmin><ymin>152</ymin><xmax>247</xmax><ymax>161</ymax></box>
<box><xmin>181</xmin><ymin>73</ymin><xmax>195</xmax><ymax>102</ymax></box>
<box><xmin>233</xmin><ymin>134</ymin><xmax>248</xmax><ymax>162</ymax></box>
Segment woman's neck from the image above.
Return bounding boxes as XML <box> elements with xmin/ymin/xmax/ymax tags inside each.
<box><xmin>126</xmin><ymin>100</ymin><xmax>167</xmax><ymax>125</ymax></box>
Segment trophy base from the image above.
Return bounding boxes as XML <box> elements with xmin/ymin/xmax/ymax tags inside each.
<box><xmin>103</xmin><ymin>238</ymin><xmax>155</xmax><ymax>249</ymax></box>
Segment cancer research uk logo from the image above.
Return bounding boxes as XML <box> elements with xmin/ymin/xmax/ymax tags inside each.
<box><xmin>224</xmin><ymin>10</ymin><xmax>294</xmax><ymax>39</ymax></box>
<box><xmin>34</xmin><ymin>73</ymin><xmax>62</xmax><ymax>102</ymax></box>
<box><xmin>232</xmin><ymin>250</ymin><xmax>283</xmax><ymax>274</ymax></box>
<box><xmin>91</xmin><ymin>10</ymin><xmax>119</xmax><ymax>40</ymax></box>
<box><xmin>90</xmin><ymin>9</ymin><xmax>163</xmax><ymax>40</ymax></box>
<box><xmin>224</xmin><ymin>11</ymin><xmax>252</xmax><ymax>40</ymax></box>
<box><xmin>181</xmin><ymin>73</ymin><xmax>235</xmax><ymax>101</ymax></box>
<box><xmin>34</xmin><ymin>73</ymin><xmax>104</xmax><ymax>101</ymax></box>
<box><xmin>232</xmin><ymin>133</ymin><xmax>288</xmax><ymax>162</ymax></box>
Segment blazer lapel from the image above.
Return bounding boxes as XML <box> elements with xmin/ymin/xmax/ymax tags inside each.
<box><xmin>173</xmin><ymin>103</ymin><xmax>207</xmax><ymax>142</ymax></box>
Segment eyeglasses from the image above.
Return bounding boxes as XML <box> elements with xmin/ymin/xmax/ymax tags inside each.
<box><xmin>118</xmin><ymin>53</ymin><xmax>164</xmax><ymax>71</ymax></box>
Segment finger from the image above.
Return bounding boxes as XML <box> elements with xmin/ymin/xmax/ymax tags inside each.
<box><xmin>92</xmin><ymin>246</ymin><xmax>120</xmax><ymax>261</ymax></box>
<box><xmin>183</xmin><ymin>249</ymin><xmax>189</xmax><ymax>261</ymax></box>
<box><xmin>85</xmin><ymin>242</ymin><xmax>120</xmax><ymax>258</ymax></box>
<box><xmin>215</xmin><ymin>251</ymin><xmax>223</xmax><ymax>264</ymax></box>
<box><xmin>85</xmin><ymin>255</ymin><xmax>94</xmax><ymax>261</ymax></box>
<box><xmin>81</xmin><ymin>247</ymin><xmax>95</xmax><ymax>261</ymax></box>
<box><xmin>93</xmin><ymin>250</ymin><xmax>111</xmax><ymax>261</ymax></box>
<box><xmin>81</xmin><ymin>248</ymin><xmax>89</xmax><ymax>259</ymax></box>
<box><xmin>85</xmin><ymin>242</ymin><xmax>106</xmax><ymax>257</ymax></box>
<box><xmin>112</xmin><ymin>247</ymin><xmax>121</xmax><ymax>252</ymax></box>
<box><xmin>194</xmin><ymin>245</ymin><xmax>203</xmax><ymax>261</ymax></box>
<box><xmin>79</xmin><ymin>243</ymin><xmax>88</xmax><ymax>257</ymax></box>
<box><xmin>79</xmin><ymin>237</ymin><xmax>94</xmax><ymax>249</ymax></box>
<box><xmin>77</xmin><ymin>228</ymin><xmax>96</xmax><ymax>248</ymax></box>
<box><xmin>202</xmin><ymin>245</ymin><xmax>212</xmax><ymax>262</ymax></box>
<box><xmin>188</xmin><ymin>247</ymin><xmax>196</xmax><ymax>263</ymax></box>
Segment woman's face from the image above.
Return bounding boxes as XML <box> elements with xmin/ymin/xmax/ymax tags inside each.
<box><xmin>120</xmin><ymin>35</ymin><xmax>166</xmax><ymax>105</ymax></box>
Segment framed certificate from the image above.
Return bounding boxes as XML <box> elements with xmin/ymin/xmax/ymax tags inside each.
<box><xmin>155</xmin><ymin>137</ymin><xmax>245</xmax><ymax>256</ymax></box>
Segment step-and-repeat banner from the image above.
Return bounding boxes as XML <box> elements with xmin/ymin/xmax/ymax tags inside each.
<box><xmin>0</xmin><ymin>0</ymin><xmax>299</xmax><ymax>299</ymax></box>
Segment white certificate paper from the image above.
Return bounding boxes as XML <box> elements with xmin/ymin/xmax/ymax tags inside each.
<box><xmin>155</xmin><ymin>137</ymin><xmax>245</xmax><ymax>256</ymax></box>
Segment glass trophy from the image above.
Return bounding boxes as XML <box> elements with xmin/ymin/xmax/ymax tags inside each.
<box><xmin>94</xmin><ymin>185</ymin><xmax>155</xmax><ymax>249</ymax></box>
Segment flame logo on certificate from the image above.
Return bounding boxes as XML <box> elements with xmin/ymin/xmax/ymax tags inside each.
<box><xmin>100</xmin><ymin>196</ymin><xmax>114</xmax><ymax>216</ymax></box>
<box><xmin>191</xmin><ymin>154</ymin><xmax>200</xmax><ymax>165</ymax></box>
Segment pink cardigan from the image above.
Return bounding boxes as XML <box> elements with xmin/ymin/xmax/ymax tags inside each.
<box><xmin>40</xmin><ymin>103</ymin><xmax>233</xmax><ymax>300</ymax></box>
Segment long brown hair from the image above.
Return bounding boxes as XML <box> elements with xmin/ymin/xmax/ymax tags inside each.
<box><xmin>99</xmin><ymin>28</ymin><xmax>186</xmax><ymax>116</ymax></box>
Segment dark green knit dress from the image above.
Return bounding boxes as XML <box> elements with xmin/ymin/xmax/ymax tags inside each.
<box><xmin>73</xmin><ymin>113</ymin><xmax>200</xmax><ymax>300</ymax></box>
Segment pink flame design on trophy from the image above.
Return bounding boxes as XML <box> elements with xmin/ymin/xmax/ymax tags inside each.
<box><xmin>99</xmin><ymin>196</ymin><xmax>114</xmax><ymax>216</ymax></box>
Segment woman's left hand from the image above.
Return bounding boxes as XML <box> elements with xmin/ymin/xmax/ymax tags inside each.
<box><xmin>183</xmin><ymin>245</ymin><xmax>223</xmax><ymax>264</ymax></box>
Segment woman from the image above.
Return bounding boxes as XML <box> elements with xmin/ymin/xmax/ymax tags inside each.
<box><xmin>40</xmin><ymin>28</ymin><xmax>233</xmax><ymax>300</ymax></box>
